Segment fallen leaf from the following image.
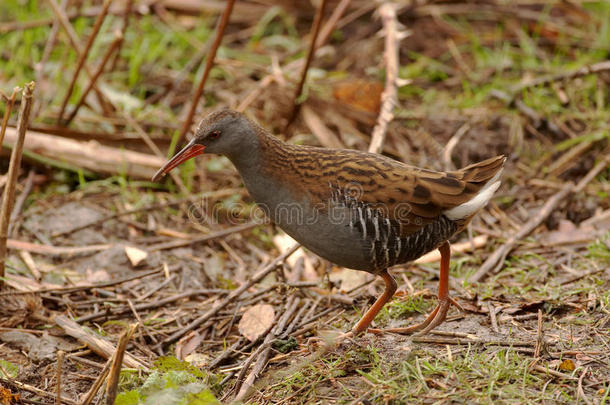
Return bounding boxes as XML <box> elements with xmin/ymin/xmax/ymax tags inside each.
<box><xmin>415</xmin><ymin>235</ymin><xmax>488</xmax><ymax>263</ymax></box>
<box><xmin>0</xmin><ymin>331</ymin><xmax>80</xmax><ymax>361</ymax></box>
<box><xmin>559</xmin><ymin>359</ymin><xmax>576</xmax><ymax>371</ymax></box>
<box><xmin>239</xmin><ymin>304</ymin><xmax>275</xmax><ymax>342</ymax></box>
<box><xmin>273</xmin><ymin>232</ymin><xmax>317</xmax><ymax>282</ymax></box>
<box><xmin>329</xmin><ymin>266</ymin><xmax>367</xmax><ymax>292</ymax></box>
<box><xmin>84</xmin><ymin>269</ymin><xmax>111</xmax><ymax>284</ymax></box>
<box><xmin>176</xmin><ymin>330</ymin><xmax>205</xmax><ymax>360</ymax></box>
<box><xmin>124</xmin><ymin>246</ymin><xmax>148</xmax><ymax>266</ymax></box>
<box><xmin>0</xmin><ymin>386</ymin><xmax>20</xmax><ymax>404</ymax></box>
<box><xmin>184</xmin><ymin>353</ymin><xmax>208</xmax><ymax>368</ymax></box>
<box><xmin>202</xmin><ymin>252</ymin><xmax>225</xmax><ymax>282</ymax></box>
<box><xmin>542</xmin><ymin>219</ymin><xmax>596</xmax><ymax>245</ymax></box>
<box><xmin>333</xmin><ymin>79</ymin><xmax>383</xmax><ymax>113</ymax></box>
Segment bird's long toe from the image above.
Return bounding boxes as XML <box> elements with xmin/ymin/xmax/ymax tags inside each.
<box><xmin>369</xmin><ymin>295</ymin><xmax>459</xmax><ymax>336</ymax></box>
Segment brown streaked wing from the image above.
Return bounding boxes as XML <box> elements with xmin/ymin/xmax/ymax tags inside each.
<box><xmin>265</xmin><ymin>142</ymin><xmax>504</xmax><ymax>239</ymax></box>
<box><xmin>335</xmin><ymin>154</ymin><xmax>506</xmax><ymax>237</ymax></box>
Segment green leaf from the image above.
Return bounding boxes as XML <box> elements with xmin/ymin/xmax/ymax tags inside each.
<box><xmin>183</xmin><ymin>389</ymin><xmax>220</xmax><ymax>405</ymax></box>
<box><xmin>115</xmin><ymin>390</ymin><xmax>141</xmax><ymax>405</ymax></box>
<box><xmin>554</xmin><ymin>131</ymin><xmax>608</xmax><ymax>152</ymax></box>
<box><xmin>0</xmin><ymin>359</ymin><xmax>18</xmax><ymax>378</ymax></box>
<box><xmin>153</xmin><ymin>356</ymin><xmax>206</xmax><ymax>379</ymax></box>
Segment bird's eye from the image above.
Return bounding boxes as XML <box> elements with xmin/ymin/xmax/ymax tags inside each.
<box><xmin>209</xmin><ymin>131</ymin><xmax>221</xmax><ymax>140</ymax></box>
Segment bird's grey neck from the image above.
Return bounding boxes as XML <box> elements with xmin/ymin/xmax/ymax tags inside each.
<box><xmin>226</xmin><ymin>129</ymin><xmax>292</xmax><ymax>209</ymax></box>
<box><xmin>224</xmin><ymin>131</ymin><xmax>263</xmax><ymax>172</ymax></box>
<box><xmin>227</xmin><ymin>129</ymin><xmax>286</xmax><ymax>172</ymax></box>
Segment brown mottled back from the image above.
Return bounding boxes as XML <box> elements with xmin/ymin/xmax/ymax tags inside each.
<box><xmin>257</xmin><ymin>134</ymin><xmax>504</xmax><ymax>238</ymax></box>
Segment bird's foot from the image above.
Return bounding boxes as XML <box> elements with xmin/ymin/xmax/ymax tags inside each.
<box><xmin>369</xmin><ymin>295</ymin><xmax>462</xmax><ymax>336</ymax></box>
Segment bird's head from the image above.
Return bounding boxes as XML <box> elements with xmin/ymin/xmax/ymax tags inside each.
<box><xmin>152</xmin><ymin>109</ymin><xmax>256</xmax><ymax>181</ymax></box>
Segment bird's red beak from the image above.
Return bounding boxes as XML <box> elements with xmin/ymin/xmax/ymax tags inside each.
<box><xmin>152</xmin><ymin>139</ymin><xmax>205</xmax><ymax>181</ymax></box>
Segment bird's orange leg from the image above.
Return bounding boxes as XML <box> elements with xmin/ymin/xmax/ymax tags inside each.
<box><xmin>375</xmin><ymin>241</ymin><xmax>459</xmax><ymax>336</ymax></box>
<box><xmin>351</xmin><ymin>269</ymin><xmax>397</xmax><ymax>335</ymax></box>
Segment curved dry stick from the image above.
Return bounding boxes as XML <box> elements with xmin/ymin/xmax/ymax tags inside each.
<box><xmin>576</xmin><ymin>366</ymin><xmax>593</xmax><ymax>405</ymax></box>
<box><xmin>442</xmin><ymin>122</ymin><xmax>470</xmax><ymax>170</ymax></box>
<box><xmin>286</xmin><ymin>0</ymin><xmax>328</xmax><ymax>129</ymax></box>
<box><xmin>57</xmin><ymin>0</ymin><xmax>113</xmax><ymax>123</ymax></box>
<box><xmin>368</xmin><ymin>3</ymin><xmax>402</xmax><ymax>154</ymax></box>
<box><xmin>178</xmin><ymin>0</ymin><xmax>235</xmax><ymax>145</ymax></box>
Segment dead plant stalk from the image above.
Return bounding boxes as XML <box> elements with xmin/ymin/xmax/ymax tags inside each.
<box><xmin>368</xmin><ymin>3</ymin><xmax>404</xmax><ymax>154</ymax></box>
<box><xmin>0</xmin><ymin>82</ymin><xmax>35</xmax><ymax>285</ymax></box>
<box><xmin>57</xmin><ymin>0</ymin><xmax>113</xmax><ymax>123</ymax></box>
<box><xmin>179</xmin><ymin>0</ymin><xmax>235</xmax><ymax>145</ymax></box>
<box><xmin>105</xmin><ymin>323</ymin><xmax>138</xmax><ymax>405</ymax></box>
<box><xmin>64</xmin><ymin>31</ymin><xmax>123</xmax><ymax>125</ymax></box>
<box><xmin>0</xmin><ymin>87</ymin><xmax>19</xmax><ymax>147</ymax></box>
<box><xmin>45</xmin><ymin>0</ymin><xmax>111</xmax><ymax>112</ymax></box>
<box><xmin>286</xmin><ymin>0</ymin><xmax>328</xmax><ymax>128</ymax></box>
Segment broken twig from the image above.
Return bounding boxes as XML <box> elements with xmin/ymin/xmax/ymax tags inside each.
<box><xmin>56</xmin><ymin>350</ymin><xmax>64</xmax><ymax>405</ymax></box>
<box><xmin>105</xmin><ymin>323</ymin><xmax>138</xmax><ymax>404</ymax></box>
<box><xmin>54</xmin><ymin>315</ymin><xmax>147</xmax><ymax>369</ymax></box>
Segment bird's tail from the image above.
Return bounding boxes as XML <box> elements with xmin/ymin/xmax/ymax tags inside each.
<box><xmin>443</xmin><ymin>155</ymin><xmax>506</xmax><ymax>220</ymax></box>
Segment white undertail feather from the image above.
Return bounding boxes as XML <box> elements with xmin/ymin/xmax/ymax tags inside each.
<box><xmin>444</xmin><ymin>169</ymin><xmax>503</xmax><ymax>220</ymax></box>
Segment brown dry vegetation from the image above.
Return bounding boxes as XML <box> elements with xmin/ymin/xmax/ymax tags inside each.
<box><xmin>0</xmin><ymin>0</ymin><xmax>609</xmax><ymax>404</ymax></box>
